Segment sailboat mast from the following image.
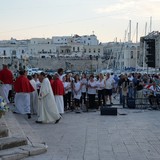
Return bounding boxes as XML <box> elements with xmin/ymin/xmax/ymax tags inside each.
<box><xmin>135</xmin><ymin>23</ymin><xmax>138</xmax><ymax>71</ymax></box>
<box><xmin>128</xmin><ymin>20</ymin><xmax>131</xmax><ymax>42</ymax></box>
<box><xmin>145</xmin><ymin>22</ymin><xmax>147</xmax><ymax>36</ymax></box>
<box><xmin>150</xmin><ymin>16</ymin><xmax>152</xmax><ymax>33</ymax></box>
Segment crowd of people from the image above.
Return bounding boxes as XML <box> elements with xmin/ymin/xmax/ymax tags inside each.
<box><xmin>0</xmin><ymin>64</ymin><xmax>160</xmax><ymax>124</ymax></box>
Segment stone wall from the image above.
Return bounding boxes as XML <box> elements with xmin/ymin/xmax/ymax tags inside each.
<box><xmin>0</xmin><ymin>58</ymin><xmax>107</xmax><ymax>72</ymax></box>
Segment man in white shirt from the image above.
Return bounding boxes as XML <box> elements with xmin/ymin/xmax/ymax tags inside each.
<box><xmin>104</xmin><ymin>73</ymin><xmax>115</xmax><ymax>105</ymax></box>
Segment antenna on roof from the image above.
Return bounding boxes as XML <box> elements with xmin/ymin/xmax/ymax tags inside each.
<box><xmin>150</xmin><ymin>16</ymin><xmax>152</xmax><ymax>33</ymax></box>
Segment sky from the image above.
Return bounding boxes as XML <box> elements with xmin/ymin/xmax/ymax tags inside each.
<box><xmin>0</xmin><ymin>0</ymin><xmax>160</xmax><ymax>43</ymax></box>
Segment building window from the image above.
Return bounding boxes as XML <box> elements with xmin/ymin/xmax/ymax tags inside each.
<box><xmin>98</xmin><ymin>49</ymin><xmax>100</xmax><ymax>53</ymax></box>
<box><xmin>89</xmin><ymin>49</ymin><xmax>91</xmax><ymax>53</ymax></box>
<box><xmin>137</xmin><ymin>51</ymin><xmax>139</xmax><ymax>59</ymax></box>
<box><xmin>65</xmin><ymin>49</ymin><xmax>70</xmax><ymax>53</ymax></box>
<box><xmin>3</xmin><ymin>50</ymin><xmax>6</xmax><ymax>55</ymax></box>
<box><xmin>93</xmin><ymin>49</ymin><xmax>96</xmax><ymax>53</ymax></box>
<box><xmin>77</xmin><ymin>47</ymin><xmax>79</xmax><ymax>52</ymax></box>
<box><xmin>122</xmin><ymin>53</ymin><xmax>124</xmax><ymax>59</ymax></box>
<box><xmin>22</xmin><ymin>50</ymin><xmax>24</xmax><ymax>53</ymax></box>
<box><xmin>73</xmin><ymin>47</ymin><xmax>75</xmax><ymax>52</ymax></box>
<box><xmin>131</xmin><ymin>51</ymin><xmax>133</xmax><ymax>59</ymax></box>
<box><xmin>121</xmin><ymin>62</ymin><xmax>124</xmax><ymax>67</ymax></box>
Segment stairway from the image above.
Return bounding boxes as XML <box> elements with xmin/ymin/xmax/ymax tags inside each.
<box><xmin>0</xmin><ymin>111</ymin><xmax>47</xmax><ymax>160</ymax></box>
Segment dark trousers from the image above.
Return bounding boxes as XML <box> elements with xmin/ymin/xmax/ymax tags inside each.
<box><xmin>88</xmin><ymin>94</ymin><xmax>96</xmax><ymax>109</ymax></box>
<box><xmin>63</xmin><ymin>92</ymin><xmax>72</xmax><ymax>110</ymax></box>
<box><xmin>98</xmin><ymin>90</ymin><xmax>105</xmax><ymax>106</ymax></box>
<box><xmin>81</xmin><ymin>92</ymin><xmax>86</xmax><ymax>104</ymax></box>
<box><xmin>149</xmin><ymin>95</ymin><xmax>160</xmax><ymax>105</ymax></box>
<box><xmin>66</xmin><ymin>92</ymin><xmax>72</xmax><ymax>108</ymax></box>
<box><xmin>119</xmin><ymin>88</ymin><xmax>123</xmax><ymax>104</ymax></box>
<box><xmin>74</xmin><ymin>98</ymin><xmax>80</xmax><ymax>107</ymax></box>
<box><xmin>63</xmin><ymin>94</ymin><xmax>67</xmax><ymax>110</ymax></box>
<box><xmin>122</xmin><ymin>95</ymin><xmax>128</xmax><ymax>108</ymax></box>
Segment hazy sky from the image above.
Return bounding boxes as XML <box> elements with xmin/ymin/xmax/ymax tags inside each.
<box><xmin>0</xmin><ymin>0</ymin><xmax>160</xmax><ymax>42</ymax></box>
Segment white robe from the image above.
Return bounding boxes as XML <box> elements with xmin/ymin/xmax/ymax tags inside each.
<box><xmin>30</xmin><ymin>79</ymin><xmax>38</xmax><ymax>114</ymax></box>
<box><xmin>0</xmin><ymin>84</ymin><xmax>12</xmax><ymax>103</ymax></box>
<box><xmin>14</xmin><ymin>93</ymin><xmax>31</xmax><ymax>114</ymax></box>
<box><xmin>73</xmin><ymin>81</ymin><xmax>82</xmax><ymax>100</ymax></box>
<box><xmin>54</xmin><ymin>96</ymin><xmax>64</xmax><ymax>114</ymax></box>
<box><xmin>38</xmin><ymin>78</ymin><xmax>60</xmax><ymax>123</ymax></box>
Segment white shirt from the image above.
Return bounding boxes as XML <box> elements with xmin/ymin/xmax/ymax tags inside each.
<box><xmin>105</xmin><ymin>77</ymin><xmax>115</xmax><ymax>89</ymax></box>
<box><xmin>73</xmin><ymin>81</ymin><xmax>82</xmax><ymax>99</ymax></box>
<box><xmin>96</xmin><ymin>79</ymin><xmax>105</xmax><ymax>90</ymax></box>
<box><xmin>149</xmin><ymin>85</ymin><xmax>160</xmax><ymax>96</ymax></box>
<box><xmin>63</xmin><ymin>82</ymin><xmax>70</xmax><ymax>94</ymax></box>
<box><xmin>35</xmin><ymin>79</ymin><xmax>41</xmax><ymax>90</ymax></box>
<box><xmin>87</xmin><ymin>80</ymin><xmax>97</xmax><ymax>94</ymax></box>
<box><xmin>81</xmin><ymin>78</ymin><xmax>87</xmax><ymax>93</ymax></box>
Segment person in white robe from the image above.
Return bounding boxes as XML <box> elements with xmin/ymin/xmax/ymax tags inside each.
<box><xmin>14</xmin><ymin>93</ymin><xmax>31</xmax><ymax>114</ymax></box>
<box><xmin>0</xmin><ymin>64</ymin><xmax>13</xmax><ymax>104</ymax></box>
<box><xmin>36</xmin><ymin>72</ymin><xmax>61</xmax><ymax>124</ymax></box>
<box><xmin>52</xmin><ymin>73</ymin><xmax>65</xmax><ymax>115</ymax></box>
<box><xmin>14</xmin><ymin>70</ymin><xmax>34</xmax><ymax>119</ymax></box>
<box><xmin>28</xmin><ymin>75</ymin><xmax>38</xmax><ymax>115</ymax></box>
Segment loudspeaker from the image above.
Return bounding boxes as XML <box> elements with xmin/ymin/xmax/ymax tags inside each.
<box><xmin>127</xmin><ymin>97</ymin><xmax>135</xmax><ymax>109</ymax></box>
<box><xmin>100</xmin><ymin>106</ymin><xmax>117</xmax><ymax>115</ymax></box>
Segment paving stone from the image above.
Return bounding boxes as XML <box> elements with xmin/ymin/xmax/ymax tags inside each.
<box><xmin>3</xmin><ymin>105</ymin><xmax>160</xmax><ymax>160</ymax></box>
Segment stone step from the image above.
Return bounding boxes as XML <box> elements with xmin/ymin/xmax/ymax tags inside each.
<box><xmin>1</xmin><ymin>110</ymin><xmax>47</xmax><ymax>159</ymax></box>
<box><xmin>0</xmin><ymin>137</ymin><xmax>27</xmax><ymax>150</ymax></box>
<box><xmin>0</xmin><ymin>144</ymin><xmax>47</xmax><ymax>160</ymax></box>
<box><xmin>0</xmin><ymin>126</ymin><xmax>9</xmax><ymax>138</ymax></box>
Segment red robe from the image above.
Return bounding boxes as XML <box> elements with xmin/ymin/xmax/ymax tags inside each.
<box><xmin>0</xmin><ymin>68</ymin><xmax>13</xmax><ymax>84</ymax></box>
<box><xmin>14</xmin><ymin>75</ymin><xmax>35</xmax><ymax>93</ymax></box>
<box><xmin>49</xmin><ymin>79</ymin><xmax>54</xmax><ymax>86</ymax></box>
<box><xmin>52</xmin><ymin>78</ymin><xmax>65</xmax><ymax>95</ymax></box>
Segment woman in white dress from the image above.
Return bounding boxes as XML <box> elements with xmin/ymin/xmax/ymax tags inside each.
<box><xmin>80</xmin><ymin>73</ymin><xmax>87</xmax><ymax>107</ymax></box>
<box><xmin>96</xmin><ymin>73</ymin><xmax>105</xmax><ymax>107</ymax></box>
<box><xmin>87</xmin><ymin>74</ymin><xmax>97</xmax><ymax>110</ymax></box>
<box><xmin>72</xmin><ymin>74</ymin><xmax>82</xmax><ymax>113</ymax></box>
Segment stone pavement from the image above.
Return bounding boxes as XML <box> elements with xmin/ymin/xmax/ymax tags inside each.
<box><xmin>20</xmin><ymin>108</ymin><xmax>160</xmax><ymax>160</ymax></box>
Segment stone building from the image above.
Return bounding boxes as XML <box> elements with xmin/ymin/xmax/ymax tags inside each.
<box><xmin>103</xmin><ymin>42</ymin><xmax>140</xmax><ymax>71</ymax></box>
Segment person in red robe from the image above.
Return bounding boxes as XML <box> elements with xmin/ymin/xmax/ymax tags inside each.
<box><xmin>52</xmin><ymin>73</ymin><xmax>65</xmax><ymax>114</ymax></box>
<box><xmin>13</xmin><ymin>70</ymin><xmax>34</xmax><ymax>119</ymax></box>
<box><xmin>0</xmin><ymin>64</ymin><xmax>14</xmax><ymax>103</ymax></box>
<box><xmin>47</xmin><ymin>74</ymin><xmax>54</xmax><ymax>86</ymax></box>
